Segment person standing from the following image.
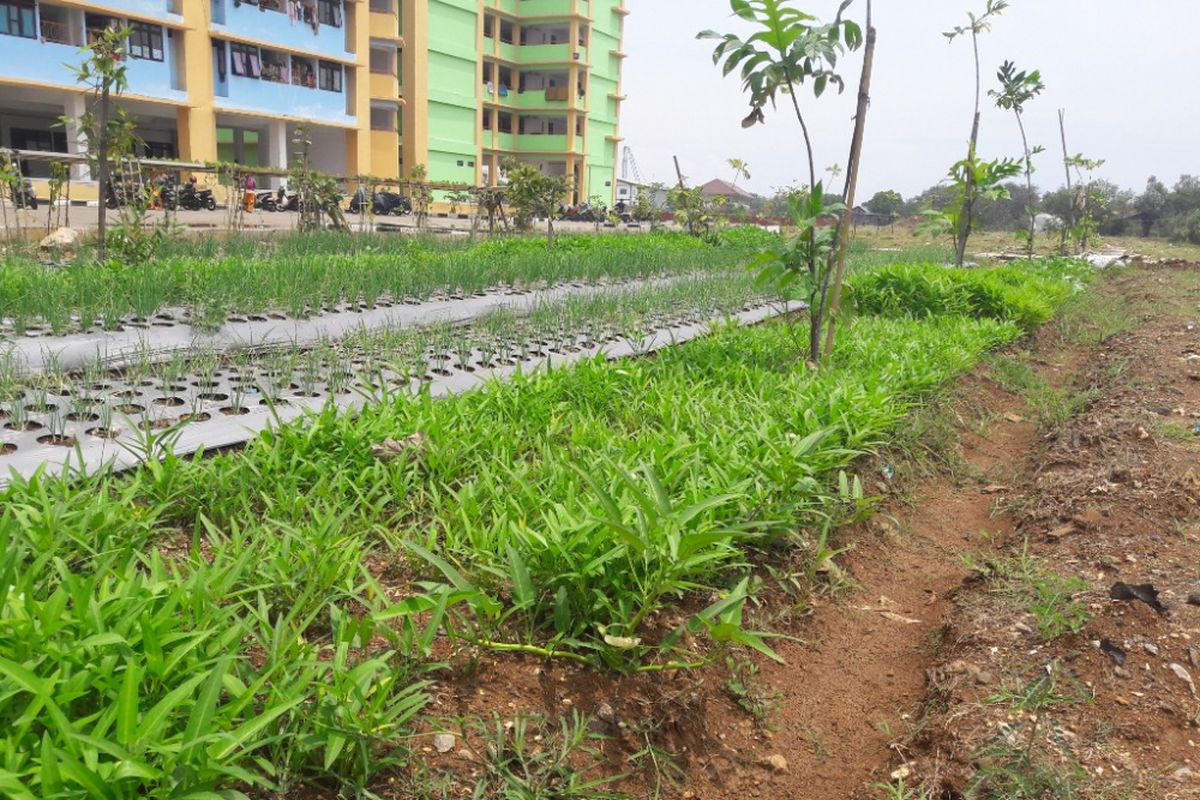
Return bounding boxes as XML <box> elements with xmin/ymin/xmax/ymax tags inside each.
<box><xmin>242</xmin><ymin>172</ymin><xmax>257</xmax><ymax>213</ymax></box>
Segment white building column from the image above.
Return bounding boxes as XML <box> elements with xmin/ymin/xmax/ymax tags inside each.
<box><xmin>63</xmin><ymin>94</ymin><xmax>89</xmax><ymax>181</ymax></box>
<box><xmin>265</xmin><ymin>119</ymin><xmax>289</xmax><ymax>189</ymax></box>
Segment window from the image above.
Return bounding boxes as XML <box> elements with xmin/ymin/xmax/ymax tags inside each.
<box><xmin>230</xmin><ymin>42</ymin><xmax>261</xmax><ymax>78</ymax></box>
<box><xmin>482</xmin><ymin>109</ymin><xmax>492</xmax><ymax>131</ymax></box>
<box><xmin>318</xmin><ymin>0</ymin><xmax>342</xmax><ymax>27</ymax></box>
<box><xmin>318</xmin><ymin>60</ymin><xmax>342</xmax><ymax>92</ymax></box>
<box><xmin>483</xmin><ymin>14</ymin><xmax>494</xmax><ymax>38</ymax></box>
<box><xmin>0</xmin><ymin>0</ymin><xmax>35</xmax><ymax>39</ymax></box>
<box><xmin>141</xmin><ymin>141</ymin><xmax>177</xmax><ymax>159</ymax></box>
<box><xmin>128</xmin><ymin>22</ymin><xmax>164</xmax><ymax>60</ymax></box>
<box><xmin>368</xmin><ymin>0</ymin><xmax>391</xmax><ymax>11</ymax></box>
<box><xmin>10</xmin><ymin>128</ymin><xmax>67</xmax><ymax>153</ymax></box>
<box><xmin>497</xmin><ymin>112</ymin><xmax>512</xmax><ymax>134</ymax></box>
<box><xmin>499</xmin><ymin>19</ymin><xmax>513</xmax><ymax>45</ymax></box>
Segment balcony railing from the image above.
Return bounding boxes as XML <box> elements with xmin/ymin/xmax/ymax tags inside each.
<box><xmin>40</xmin><ymin>19</ymin><xmax>75</xmax><ymax>46</ymax></box>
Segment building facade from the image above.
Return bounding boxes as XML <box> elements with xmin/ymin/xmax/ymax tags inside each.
<box><xmin>0</xmin><ymin>0</ymin><xmax>625</xmax><ymax>201</ymax></box>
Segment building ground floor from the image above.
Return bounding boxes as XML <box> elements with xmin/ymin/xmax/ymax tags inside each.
<box><xmin>0</xmin><ymin>85</ymin><xmax>615</xmax><ymax>207</ymax></box>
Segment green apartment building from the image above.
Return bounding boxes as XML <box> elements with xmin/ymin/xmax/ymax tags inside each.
<box><xmin>404</xmin><ymin>0</ymin><xmax>627</xmax><ymax>204</ymax></box>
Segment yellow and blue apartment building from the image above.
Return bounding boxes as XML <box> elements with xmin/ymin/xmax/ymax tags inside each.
<box><xmin>0</xmin><ymin>0</ymin><xmax>626</xmax><ymax>202</ymax></box>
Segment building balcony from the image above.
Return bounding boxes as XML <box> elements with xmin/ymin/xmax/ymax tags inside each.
<box><xmin>369</xmin><ymin>71</ymin><xmax>398</xmax><ymax>99</ymax></box>
<box><xmin>82</xmin><ymin>0</ymin><xmax>182</xmax><ymax>24</ymax></box>
<box><xmin>215</xmin><ymin>73</ymin><xmax>354</xmax><ymax>126</ymax></box>
<box><xmin>0</xmin><ymin>34</ymin><xmax>184</xmax><ymax>101</ymax></box>
<box><xmin>367</xmin><ymin>9</ymin><xmax>399</xmax><ymax>40</ymax></box>
<box><xmin>485</xmin><ymin>88</ymin><xmax>579</xmax><ymax>111</ymax></box>
<box><xmin>516</xmin><ymin>0</ymin><xmax>573</xmax><ymax>16</ymax></box>
<box><xmin>515</xmin><ymin>133</ymin><xmax>570</xmax><ymax>152</ymax></box>
<box><xmin>368</xmin><ymin>128</ymin><xmax>399</xmax><ymax>178</ymax></box>
<box><xmin>210</xmin><ymin>0</ymin><xmax>351</xmax><ymax>60</ymax></box>
<box><xmin>519</xmin><ymin>43</ymin><xmax>585</xmax><ymax>64</ymax></box>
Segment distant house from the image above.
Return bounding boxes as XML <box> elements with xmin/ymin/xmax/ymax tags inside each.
<box><xmin>851</xmin><ymin>205</ymin><xmax>895</xmax><ymax>227</ymax></box>
<box><xmin>616</xmin><ymin>178</ymin><xmax>667</xmax><ymax>209</ymax></box>
<box><xmin>699</xmin><ymin>178</ymin><xmax>757</xmax><ymax>206</ymax></box>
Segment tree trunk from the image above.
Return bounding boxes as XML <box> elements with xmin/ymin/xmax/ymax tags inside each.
<box><xmin>1016</xmin><ymin>111</ymin><xmax>1035</xmax><ymax>259</ymax></box>
<box><xmin>954</xmin><ymin>27</ymin><xmax>984</xmax><ymax>267</ymax></box>
<box><xmin>1058</xmin><ymin>109</ymin><xmax>1074</xmax><ymax>253</ymax></box>
<box><xmin>96</xmin><ymin>84</ymin><xmax>110</xmax><ymax>262</ymax></box>
<box><xmin>823</xmin><ymin>3</ymin><xmax>877</xmax><ymax>358</ymax></box>
<box><xmin>546</xmin><ymin>216</ymin><xmax>554</xmax><ymax>251</ymax></box>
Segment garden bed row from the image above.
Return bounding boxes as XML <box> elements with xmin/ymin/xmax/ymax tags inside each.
<box><xmin>2</xmin><ymin>273</ymin><xmax>696</xmax><ymax>373</ymax></box>
<box><xmin>0</xmin><ymin>281</ymin><xmax>793</xmax><ymax>483</ymax></box>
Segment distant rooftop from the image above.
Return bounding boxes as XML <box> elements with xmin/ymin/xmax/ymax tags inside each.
<box><xmin>699</xmin><ymin>178</ymin><xmax>757</xmax><ymax>201</ymax></box>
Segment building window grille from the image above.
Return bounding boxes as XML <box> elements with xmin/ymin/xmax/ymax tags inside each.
<box><xmin>128</xmin><ymin>21</ymin><xmax>164</xmax><ymax>61</ymax></box>
<box><xmin>318</xmin><ymin>60</ymin><xmax>342</xmax><ymax>92</ymax></box>
<box><xmin>0</xmin><ymin>0</ymin><xmax>36</xmax><ymax>39</ymax></box>
<box><xmin>230</xmin><ymin>42</ymin><xmax>261</xmax><ymax>78</ymax></box>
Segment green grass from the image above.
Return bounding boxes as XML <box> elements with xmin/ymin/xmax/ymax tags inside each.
<box><xmin>987</xmin><ymin>354</ymin><xmax>1100</xmax><ymax>428</ymax></box>
<box><xmin>0</xmin><ymin>258</ymin><xmax>1087</xmax><ymax>798</ymax></box>
<box><xmin>847</xmin><ymin>259</ymin><xmax>1089</xmax><ymax>330</ymax></box>
<box><xmin>965</xmin><ymin>543</ymin><xmax>1091</xmax><ymax>640</ymax></box>
<box><xmin>0</xmin><ymin>232</ymin><xmax>744</xmax><ymax>333</ymax></box>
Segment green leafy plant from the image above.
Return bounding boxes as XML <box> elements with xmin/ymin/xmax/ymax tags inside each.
<box><xmin>407</xmin><ymin>163</ymin><xmax>433</xmax><ymax>229</ymax></box>
<box><xmin>66</xmin><ymin>24</ymin><xmax>133</xmax><ymax>262</ymax></box>
<box><xmin>990</xmin><ymin>60</ymin><xmax>1046</xmax><ymax>258</ymax></box>
<box><xmin>503</xmin><ymin>158</ymin><xmax>569</xmax><ymax>249</ymax></box>
<box><xmin>943</xmin><ymin>0</ymin><xmax>1009</xmax><ymax>266</ymax></box>
<box><xmin>667</xmin><ymin>184</ymin><xmax>725</xmax><ymax>240</ymax></box>
<box><xmin>699</xmin><ymin>0</ymin><xmax>868</xmax><ymax>364</ymax></box>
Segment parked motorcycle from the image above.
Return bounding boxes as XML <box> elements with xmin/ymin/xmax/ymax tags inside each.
<box><xmin>559</xmin><ymin>203</ymin><xmax>603</xmax><ymax>223</ymax></box>
<box><xmin>276</xmin><ymin>192</ymin><xmax>303</xmax><ymax>213</ymax></box>
<box><xmin>178</xmin><ymin>182</ymin><xmax>217</xmax><ymax>211</ymax></box>
<box><xmin>254</xmin><ymin>190</ymin><xmax>278</xmax><ymax>212</ymax></box>
<box><xmin>374</xmin><ymin>190</ymin><xmax>411</xmax><ymax>216</ymax></box>
<box><xmin>348</xmin><ymin>188</ymin><xmax>411</xmax><ymax>216</ymax></box>
<box><xmin>105</xmin><ymin>179</ymin><xmax>143</xmax><ymax>209</ymax></box>
<box><xmin>11</xmin><ymin>179</ymin><xmax>37</xmax><ymax>210</ymax></box>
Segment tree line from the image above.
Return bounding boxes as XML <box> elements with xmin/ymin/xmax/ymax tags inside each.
<box><xmin>862</xmin><ymin>175</ymin><xmax>1200</xmax><ymax>244</ymax></box>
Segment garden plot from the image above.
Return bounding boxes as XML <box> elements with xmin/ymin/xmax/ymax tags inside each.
<box><xmin>0</xmin><ymin>275</ymin><xmax>793</xmax><ymax>484</ymax></box>
<box><xmin>2</xmin><ymin>273</ymin><xmax>702</xmax><ymax>374</ymax></box>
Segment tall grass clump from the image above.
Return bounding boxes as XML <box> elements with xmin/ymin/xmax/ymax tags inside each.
<box><xmin>848</xmin><ymin>259</ymin><xmax>1087</xmax><ymax>329</ymax></box>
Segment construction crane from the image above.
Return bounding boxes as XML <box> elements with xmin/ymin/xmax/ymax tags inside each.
<box><xmin>620</xmin><ymin>146</ymin><xmax>643</xmax><ymax>184</ymax></box>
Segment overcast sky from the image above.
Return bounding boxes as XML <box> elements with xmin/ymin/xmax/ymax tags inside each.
<box><xmin>621</xmin><ymin>0</ymin><xmax>1199</xmax><ymax>200</ymax></box>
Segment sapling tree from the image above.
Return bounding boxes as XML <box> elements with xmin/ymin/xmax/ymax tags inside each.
<box><xmin>944</xmin><ymin>0</ymin><xmax>1009</xmax><ymax>266</ymax></box>
<box><xmin>631</xmin><ymin>182</ymin><xmax>665</xmax><ymax>228</ymax></box>
<box><xmin>667</xmin><ymin>184</ymin><xmax>724</xmax><ymax>240</ymax></box>
<box><xmin>67</xmin><ymin>24</ymin><xmax>132</xmax><ymax>262</ymax></box>
<box><xmin>1065</xmin><ymin>153</ymin><xmax>1106</xmax><ymax>253</ymax></box>
<box><xmin>503</xmin><ymin>158</ymin><xmax>569</xmax><ymax>249</ymax></box>
<box><xmin>699</xmin><ymin>0</ymin><xmax>865</xmax><ymax>364</ymax></box>
<box><xmin>407</xmin><ymin>163</ymin><xmax>433</xmax><ymax>229</ymax></box>
<box><xmin>990</xmin><ymin>60</ymin><xmax>1046</xmax><ymax>258</ymax></box>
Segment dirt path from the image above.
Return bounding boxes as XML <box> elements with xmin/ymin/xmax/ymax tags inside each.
<box><xmin>410</xmin><ymin>264</ymin><xmax>1200</xmax><ymax>800</ymax></box>
<box><xmin>669</xmin><ymin>370</ymin><xmax>1049</xmax><ymax>800</ymax></box>
<box><xmin>634</xmin><ymin>263</ymin><xmax>1200</xmax><ymax>800</ymax></box>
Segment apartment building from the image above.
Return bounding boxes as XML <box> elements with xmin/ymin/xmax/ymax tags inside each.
<box><xmin>0</xmin><ymin>0</ymin><xmax>625</xmax><ymax>202</ymax></box>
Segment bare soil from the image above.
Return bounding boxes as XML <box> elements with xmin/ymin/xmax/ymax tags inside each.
<box><xmin>391</xmin><ymin>263</ymin><xmax>1200</xmax><ymax>800</ymax></box>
